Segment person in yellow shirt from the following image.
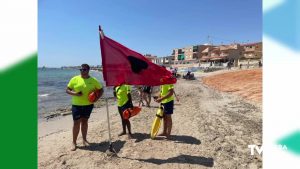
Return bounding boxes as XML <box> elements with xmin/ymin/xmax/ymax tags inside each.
<box><xmin>114</xmin><ymin>84</ymin><xmax>133</xmax><ymax>138</ymax></box>
<box><xmin>66</xmin><ymin>64</ymin><xmax>103</xmax><ymax>151</ymax></box>
<box><xmin>126</xmin><ymin>85</ymin><xmax>133</xmax><ymax>108</ymax></box>
<box><xmin>154</xmin><ymin>84</ymin><xmax>174</xmax><ymax>140</ymax></box>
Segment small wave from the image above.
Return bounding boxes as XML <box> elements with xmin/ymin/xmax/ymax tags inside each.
<box><xmin>39</xmin><ymin>94</ymin><xmax>50</xmax><ymax>97</ymax></box>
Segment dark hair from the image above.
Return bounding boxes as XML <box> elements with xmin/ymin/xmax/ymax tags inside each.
<box><xmin>81</xmin><ymin>64</ymin><xmax>90</xmax><ymax>70</ymax></box>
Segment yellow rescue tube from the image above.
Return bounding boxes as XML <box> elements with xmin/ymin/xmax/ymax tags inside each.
<box><xmin>150</xmin><ymin>106</ymin><xmax>164</xmax><ymax>139</ymax></box>
<box><xmin>122</xmin><ymin>106</ymin><xmax>142</xmax><ymax>120</ymax></box>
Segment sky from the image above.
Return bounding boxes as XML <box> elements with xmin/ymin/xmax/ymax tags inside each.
<box><xmin>38</xmin><ymin>0</ymin><xmax>262</xmax><ymax>67</ymax></box>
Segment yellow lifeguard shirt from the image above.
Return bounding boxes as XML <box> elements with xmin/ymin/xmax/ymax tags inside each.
<box><xmin>67</xmin><ymin>75</ymin><xmax>102</xmax><ymax>105</ymax></box>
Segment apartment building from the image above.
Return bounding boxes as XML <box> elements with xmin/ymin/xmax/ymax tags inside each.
<box><xmin>169</xmin><ymin>41</ymin><xmax>262</xmax><ymax>68</ymax></box>
<box><xmin>241</xmin><ymin>42</ymin><xmax>262</xmax><ymax>60</ymax></box>
<box><xmin>144</xmin><ymin>54</ymin><xmax>157</xmax><ymax>63</ymax></box>
<box><xmin>200</xmin><ymin>46</ymin><xmax>217</xmax><ymax>62</ymax></box>
<box><xmin>153</xmin><ymin>55</ymin><xmax>174</xmax><ymax>65</ymax></box>
<box><xmin>173</xmin><ymin>45</ymin><xmax>208</xmax><ymax>65</ymax></box>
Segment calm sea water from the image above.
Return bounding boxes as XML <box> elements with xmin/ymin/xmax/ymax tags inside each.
<box><xmin>38</xmin><ymin>68</ymin><xmax>112</xmax><ymax>118</ymax></box>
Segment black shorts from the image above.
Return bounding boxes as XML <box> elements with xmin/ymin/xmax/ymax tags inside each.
<box><xmin>143</xmin><ymin>86</ymin><xmax>151</xmax><ymax>94</ymax></box>
<box><xmin>161</xmin><ymin>100</ymin><xmax>174</xmax><ymax>115</ymax></box>
<box><xmin>72</xmin><ymin>104</ymin><xmax>94</xmax><ymax>121</ymax></box>
<box><xmin>118</xmin><ymin>101</ymin><xmax>133</xmax><ymax>116</ymax></box>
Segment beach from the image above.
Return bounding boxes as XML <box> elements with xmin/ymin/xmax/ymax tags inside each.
<box><xmin>38</xmin><ymin>69</ymin><xmax>262</xmax><ymax>169</ymax></box>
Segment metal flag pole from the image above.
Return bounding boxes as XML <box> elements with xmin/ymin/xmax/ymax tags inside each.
<box><xmin>104</xmin><ymin>87</ymin><xmax>116</xmax><ymax>153</ymax></box>
<box><xmin>99</xmin><ymin>25</ymin><xmax>116</xmax><ymax>154</ymax></box>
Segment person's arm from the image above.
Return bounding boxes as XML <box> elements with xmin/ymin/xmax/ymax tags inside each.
<box><xmin>174</xmin><ymin>90</ymin><xmax>180</xmax><ymax>102</ymax></box>
<box><xmin>113</xmin><ymin>86</ymin><xmax>117</xmax><ymax>97</ymax></box>
<box><xmin>127</xmin><ymin>85</ymin><xmax>132</xmax><ymax>101</ymax></box>
<box><xmin>127</xmin><ymin>93</ymin><xmax>132</xmax><ymax>102</ymax></box>
<box><xmin>95</xmin><ymin>88</ymin><xmax>104</xmax><ymax>100</ymax></box>
<box><xmin>155</xmin><ymin>88</ymin><xmax>174</xmax><ymax>103</ymax></box>
<box><xmin>93</xmin><ymin>79</ymin><xmax>104</xmax><ymax>100</ymax></box>
<box><xmin>66</xmin><ymin>77</ymin><xmax>82</xmax><ymax>96</ymax></box>
<box><xmin>66</xmin><ymin>87</ymin><xmax>82</xmax><ymax>96</ymax></box>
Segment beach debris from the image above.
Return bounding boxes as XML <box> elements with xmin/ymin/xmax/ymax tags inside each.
<box><xmin>45</xmin><ymin>113</ymin><xmax>60</xmax><ymax>120</ymax></box>
<box><xmin>61</xmin><ymin>112</ymin><xmax>72</xmax><ymax>116</ymax></box>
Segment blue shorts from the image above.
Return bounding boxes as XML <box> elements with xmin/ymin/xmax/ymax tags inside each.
<box><xmin>72</xmin><ymin>104</ymin><xmax>94</xmax><ymax>121</ymax></box>
<box><xmin>161</xmin><ymin>100</ymin><xmax>174</xmax><ymax>115</ymax></box>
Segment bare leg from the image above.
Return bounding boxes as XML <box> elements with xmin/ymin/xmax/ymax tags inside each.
<box><xmin>81</xmin><ymin>118</ymin><xmax>89</xmax><ymax>146</ymax></box>
<box><xmin>118</xmin><ymin>108</ymin><xmax>127</xmax><ymax>136</ymax></box>
<box><xmin>143</xmin><ymin>93</ymin><xmax>149</xmax><ymax>106</ymax></box>
<box><xmin>158</xmin><ymin>116</ymin><xmax>167</xmax><ymax>136</ymax></box>
<box><xmin>141</xmin><ymin>93</ymin><xmax>145</xmax><ymax>106</ymax></box>
<box><xmin>125</xmin><ymin>120</ymin><xmax>132</xmax><ymax>138</ymax></box>
<box><xmin>138</xmin><ymin>91</ymin><xmax>144</xmax><ymax>107</ymax></box>
<box><xmin>166</xmin><ymin>115</ymin><xmax>172</xmax><ymax>139</ymax></box>
<box><xmin>138</xmin><ymin>97</ymin><xmax>144</xmax><ymax>107</ymax></box>
<box><xmin>148</xmin><ymin>93</ymin><xmax>151</xmax><ymax>106</ymax></box>
<box><xmin>72</xmin><ymin>119</ymin><xmax>81</xmax><ymax>151</ymax></box>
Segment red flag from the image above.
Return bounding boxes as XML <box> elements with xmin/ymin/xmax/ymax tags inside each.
<box><xmin>99</xmin><ymin>29</ymin><xmax>176</xmax><ymax>86</ymax></box>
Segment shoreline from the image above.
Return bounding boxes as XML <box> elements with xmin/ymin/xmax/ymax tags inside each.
<box><xmin>38</xmin><ymin>68</ymin><xmax>225</xmax><ymax>121</ymax></box>
<box><xmin>38</xmin><ymin>88</ymin><xmax>144</xmax><ymax>138</ymax></box>
<box><xmin>40</xmin><ymin>87</ymin><xmax>143</xmax><ymax>122</ymax></box>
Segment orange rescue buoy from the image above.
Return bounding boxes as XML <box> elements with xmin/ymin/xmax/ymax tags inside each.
<box><xmin>122</xmin><ymin>106</ymin><xmax>142</xmax><ymax>120</ymax></box>
<box><xmin>88</xmin><ymin>90</ymin><xmax>100</xmax><ymax>103</ymax></box>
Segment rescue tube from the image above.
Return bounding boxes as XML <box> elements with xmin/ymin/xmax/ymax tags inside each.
<box><xmin>122</xmin><ymin>106</ymin><xmax>142</xmax><ymax>120</ymax></box>
<box><xmin>150</xmin><ymin>106</ymin><xmax>164</xmax><ymax>139</ymax></box>
<box><xmin>88</xmin><ymin>90</ymin><xmax>100</xmax><ymax>103</ymax></box>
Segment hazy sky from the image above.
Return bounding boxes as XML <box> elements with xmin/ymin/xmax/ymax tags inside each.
<box><xmin>39</xmin><ymin>0</ymin><xmax>262</xmax><ymax>67</ymax></box>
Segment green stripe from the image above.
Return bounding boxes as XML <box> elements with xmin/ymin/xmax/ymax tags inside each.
<box><xmin>278</xmin><ymin>130</ymin><xmax>300</xmax><ymax>155</ymax></box>
<box><xmin>0</xmin><ymin>54</ymin><xmax>37</xmax><ymax>168</ymax></box>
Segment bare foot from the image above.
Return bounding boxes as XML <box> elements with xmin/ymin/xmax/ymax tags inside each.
<box><xmin>118</xmin><ymin>132</ymin><xmax>126</xmax><ymax>136</ymax></box>
<box><xmin>71</xmin><ymin>143</ymin><xmax>77</xmax><ymax>151</ymax></box>
<box><xmin>83</xmin><ymin>140</ymin><xmax>90</xmax><ymax>147</ymax></box>
<box><xmin>165</xmin><ymin>135</ymin><xmax>172</xmax><ymax>140</ymax></box>
<box><xmin>157</xmin><ymin>133</ymin><xmax>167</xmax><ymax>137</ymax></box>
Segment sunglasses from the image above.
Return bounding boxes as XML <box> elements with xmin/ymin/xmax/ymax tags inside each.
<box><xmin>79</xmin><ymin>68</ymin><xmax>89</xmax><ymax>72</ymax></box>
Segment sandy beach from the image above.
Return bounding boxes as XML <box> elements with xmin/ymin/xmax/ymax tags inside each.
<box><xmin>38</xmin><ymin>69</ymin><xmax>262</xmax><ymax>169</ymax></box>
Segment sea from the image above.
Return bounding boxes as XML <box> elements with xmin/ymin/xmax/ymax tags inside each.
<box><xmin>38</xmin><ymin>68</ymin><xmax>113</xmax><ymax>119</ymax></box>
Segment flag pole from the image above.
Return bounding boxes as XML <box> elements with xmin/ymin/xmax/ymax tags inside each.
<box><xmin>99</xmin><ymin>25</ymin><xmax>116</xmax><ymax>154</ymax></box>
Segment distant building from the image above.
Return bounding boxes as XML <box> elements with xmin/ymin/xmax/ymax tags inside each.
<box><xmin>201</xmin><ymin>44</ymin><xmax>242</xmax><ymax>61</ymax></box>
<box><xmin>199</xmin><ymin>42</ymin><xmax>262</xmax><ymax>67</ymax></box>
<box><xmin>220</xmin><ymin>44</ymin><xmax>243</xmax><ymax>66</ymax></box>
<box><xmin>172</xmin><ymin>45</ymin><xmax>208</xmax><ymax>66</ymax></box>
<box><xmin>151</xmin><ymin>55</ymin><xmax>174</xmax><ymax>66</ymax></box>
<box><xmin>240</xmin><ymin>42</ymin><xmax>262</xmax><ymax>60</ymax></box>
<box><xmin>239</xmin><ymin>42</ymin><xmax>263</xmax><ymax>68</ymax></box>
<box><xmin>160</xmin><ymin>55</ymin><xmax>174</xmax><ymax>65</ymax></box>
<box><xmin>200</xmin><ymin>45</ymin><xmax>216</xmax><ymax>62</ymax></box>
<box><xmin>147</xmin><ymin>41</ymin><xmax>262</xmax><ymax>69</ymax></box>
<box><xmin>144</xmin><ymin>54</ymin><xmax>157</xmax><ymax>63</ymax></box>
